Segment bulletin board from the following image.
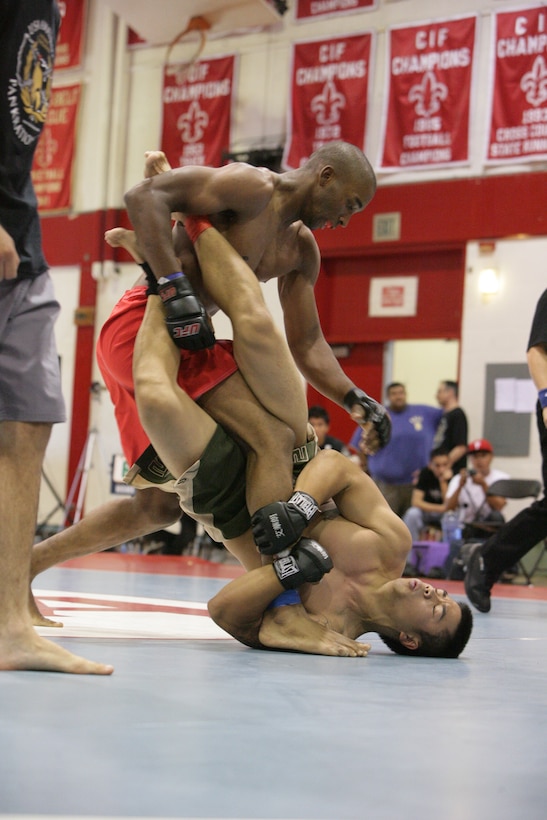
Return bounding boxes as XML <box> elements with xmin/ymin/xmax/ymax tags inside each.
<box><xmin>483</xmin><ymin>363</ymin><xmax>535</xmax><ymax>456</ymax></box>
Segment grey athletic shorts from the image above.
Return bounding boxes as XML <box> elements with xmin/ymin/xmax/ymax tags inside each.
<box><xmin>0</xmin><ymin>273</ymin><xmax>65</xmax><ymax>423</ymax></box>
<box><xmin>174</xmin><ymin>424</ymin><xmax>250</xmax><ymax>543</ymax></box>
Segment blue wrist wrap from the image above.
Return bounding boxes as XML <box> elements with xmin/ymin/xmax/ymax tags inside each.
<box><xmin>538</xmin><ymin>389</ymin><xmax>547</xmax><ymax>409</ymax></box>
<box><xmin>266</xmin><ymin>589</ymin><xmax>301</xmax><ymax>610</ymax></box>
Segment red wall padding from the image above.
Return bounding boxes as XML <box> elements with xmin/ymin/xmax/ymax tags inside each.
<box><xmin>319</xmin><ymin>246</ymin><xmax>465</xmax><ymax>343</ymax></box>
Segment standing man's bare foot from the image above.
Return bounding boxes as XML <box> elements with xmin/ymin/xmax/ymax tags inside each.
<box><xmin>0</xmin><ymin>626</ymin><xmax>113</xmax><ymax>674</ymax></box>
<box><xmin>105</xmin><ymin>227</ymin><xmax>145</xmax><ymax>265</ymax></box>
<box><xmin>144</xmin><ymin>150</ymin><xmax>172</xmax><ymax>178</ymax></box>
<box><xmin>28</xmin><ymin>589</ymin><xmax>63</xmax><ymax>628</ymax></box>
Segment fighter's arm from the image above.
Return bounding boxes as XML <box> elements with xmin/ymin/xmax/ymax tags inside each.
<box><xmin>252</xmin><ymin>450</ymin><xmax>411</xmax><ymax>567</ymax></box>
<box><xmin>124</xmin><ymin>163</ymin><xmax>273</xmax><ymax>281</ymax></box>
<box><xmin>527</xmin><ymin>342</ymin><xmax>547</xmax><ymax>426</ymax></box>
<box><xmin>207</xmin><ymin>565</ymin><xmax>369</xmax><ymax>657</ymax></box>
<box><xmin>278</xmin><ymin>228</ymin><xmax>390</xmax><ymax>451</ymax></box>
<box><xmin>278</xmin><ymin>229</ymin><xmax>351</xmax><ymax>399</ymax></box>
<box><xmin>299</xmin><ymin>451</ymin><xmax>409</xmax><ymax>538</ymax></box>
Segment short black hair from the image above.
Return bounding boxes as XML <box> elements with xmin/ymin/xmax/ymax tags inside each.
<box><xmin>386</xmin><ymin>381</ymin><xmax>405</xmax><ymax>393</ymax></box>
<box><xmin>378</xmin><ymin>602</ymin><xmax>473</xmax><ymax>658</ymax></box>
<box><xmin>308</xmin><ymin>405</ymin><xmax>329</xmax><ymax>424</ymax></box>
<box><xmin>430</xmin><ymin>446</ymin><xmax>450</xmax><ymax>459</ymax></box>
<box><xmin>443</xmin><ymin>380</ymin><xmax>459</xmax><ymax>398</ymax></box>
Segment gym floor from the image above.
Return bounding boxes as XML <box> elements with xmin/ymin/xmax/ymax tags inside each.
<box><xmin>1</xmin><ymin>552</ymin><xmax>546</xmax><ymax>820</ymax></box>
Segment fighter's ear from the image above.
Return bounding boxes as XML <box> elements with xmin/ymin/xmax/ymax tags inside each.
<box><xmin>399</xmin><ymin>632</ymin><xmax>419</xmax><ymax>651</ymax></box>
<box><xmin>318</xmin><ymin>165</ymin><xmax>334</xmax><ymax>186</ymax></box>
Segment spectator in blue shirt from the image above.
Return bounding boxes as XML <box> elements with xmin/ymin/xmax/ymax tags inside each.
<box><xmin>350</xmin><ymin>382</ymin><xmax>442</xmax><ymax>517</ymax></box>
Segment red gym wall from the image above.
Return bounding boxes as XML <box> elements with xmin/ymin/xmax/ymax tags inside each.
<box><xmin>41</xmin><ymin>172</ymin><xmax>547</xmax><ymax>491</ymax></box>
<box><xmin>307</xmin><ymin>246</ymin><xmax>465</xmax><ymax>443</ymax></box>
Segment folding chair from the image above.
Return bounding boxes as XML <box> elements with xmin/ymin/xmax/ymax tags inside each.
<box><xmin>486</xmin><ymin>478</ymin><xmax>546</xmax><ymax>584</ymax></box>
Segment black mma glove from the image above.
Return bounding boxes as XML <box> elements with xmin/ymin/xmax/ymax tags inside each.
<box><xmin>251</xmin><ymin>491</ymin><xmax>320</xmax><ymax>555</ymax></box>
<box><xmin>273</xmin><ymin>538</ymin><xmax>333</xmax><ymax>589</ymax></box>
<box><xmin>158</xmin><ymin>272</ymin><xmax>215</xmax><ymax>351</ymax></box>
<box><xmin>344</xmin><ymin>387</ymin><xmax>392</xmax><ymax>449</ymax></box>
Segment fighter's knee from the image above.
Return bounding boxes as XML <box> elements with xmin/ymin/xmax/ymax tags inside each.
<box><xmin>235</xmin><ymin>304</ymin><xmax>276</xmax><ymax>346</ymax></box>
<box><xmin>256</xmin><ymin>418</ymin><xmax>295</xmax><ymax>458</ymax></box>
<box><xmin>134</xmin><ymin>377</ymin><xmax>173</xmax><ymax>427</ymax></box>
<box><xmin>136</xmin><ymin>489</ymin><xmax>181</xmax><ymax>528</ymax></box>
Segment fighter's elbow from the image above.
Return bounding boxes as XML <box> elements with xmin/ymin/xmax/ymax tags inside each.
<box><xmin>207</xmin><ymin>593</ymin><xmax>226</xmax><ymax>628</ymax></box>
<box><xmin>207</xmin><ymin>595</ymin><xmax>262</xmax><ymax>648</ymax></box>
<box><xmin>124</xmin><ymin>179</ymin><xmax>149</xmax><ymax>213</ymax></box>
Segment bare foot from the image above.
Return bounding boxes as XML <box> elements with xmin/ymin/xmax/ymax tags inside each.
<box><xmin>29</xmin><ymin>589</ymin><xmax>63</xmax><ymax>628</ymax></box>
<box><xmin>104</xmin><ymin>227</ymin><xmax>145</xmax><ymax>264</ymax></box>
<box><xmin>0</xmin><ymin>626</ymin><xmax>113</xmax><ymax>674</ymax></box>
<box><xmin>144</xmin><ymin>150</ymin><xmax>171</xmax><ymax>178</ymax></box>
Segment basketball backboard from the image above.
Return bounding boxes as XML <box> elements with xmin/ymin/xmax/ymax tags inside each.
<box><xmin>102</xmin><ymin>0</ymin><xmax>283</xmax><ymax>46</ymax></box>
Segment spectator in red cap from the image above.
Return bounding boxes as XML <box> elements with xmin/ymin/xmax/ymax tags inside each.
<box><xmin>444</xmin><ymin>438</ymin><xmax>509</xmax><ymax>534</ymax></box>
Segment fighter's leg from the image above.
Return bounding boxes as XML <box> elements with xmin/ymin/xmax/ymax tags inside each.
<box><xmin>143</xmin><ymin>151</ymin><xmax>171</xmax><ymax>178</ymax></box>
<box><xmin>105</xmin><ymin>227</ymin><xmax>145</xmax><ymax>264</ymax></box>
<box><xmin>29</xmin><ymin>488</ymin><xmax>181</xmax><ymax>626</ymax></box>
<box><xmin>187</xmin><ymin>222</ymin><xmax>308</xmax><ymax>446</ymax></box>
<box><xmin>133</xmin><ymin>295</ymin><xmax>217</xmax><ymax>479</ymax></box>
<box><xmin>199</xmin><ymin>371</ymin><xmax>295</xmax><ymax>515</ymax></box>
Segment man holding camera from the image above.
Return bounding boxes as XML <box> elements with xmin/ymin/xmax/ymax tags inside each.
<box><xmin>443</xmin><ymin>439</ymin><xmax>509</xmax><ymax>536</ymax></box>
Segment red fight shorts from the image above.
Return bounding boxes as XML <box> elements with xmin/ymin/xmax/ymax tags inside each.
<box><xmin>96</xmin><ymin>285</ymin><xmax>238</xmax><ymax>466</ymax></box>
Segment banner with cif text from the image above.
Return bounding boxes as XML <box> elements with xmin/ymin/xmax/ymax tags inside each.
<box><xmin>379</xmin><ymin>15</ymin><xmax>477</xmax><ymax>171</ymax></box>
<box><xmin>31</xmin><ymin>83</ymin><xmax>81</xmax><ymax>212</ymax></box>
<box><xmin>295</xmin><ymin>0</ymin><xmax>377</xmax><ymax>23</ymax></box>
<box><xmin>485</xmin><ymin>5</ymin><xmax>547</xmax><ymax>164</ymax></box>
<box><xmin>283</xmin><ymin>33</ymin><xmax>373</xmax><ymax>169</ymax></box>
<box><xmin>161</xmin><ymin>55</ymin><xmax>235</xmax><ymax>168</ymax></box>
<box><xmin>54</xmin><ymin>0</ymin><xmax>87</xmax><ymax>70</ymax></box>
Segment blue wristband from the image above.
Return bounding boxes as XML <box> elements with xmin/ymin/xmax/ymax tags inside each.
<box><xmin>538</xmin><ymin>389</ymin><xmax>547</xmax><ymax>409</ymax></box>
<box><xmin>266</xmin><ymin>589</ymin><xmax>301</xmax><ymax>610</ymax></box>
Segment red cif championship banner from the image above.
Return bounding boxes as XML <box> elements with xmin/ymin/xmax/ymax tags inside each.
<box><xmin>54</xmin><ymin>0</ymin><xmax>87</xmax><ymax>70</ymax></box>
<box><xmin>31</xmin><ymin>83</ymin><xmax>81</xmax><ymax>212</ymax></box>
<box><xmin>161</xmin><ymin>55</ymin><xmax>235</xmax><ymax>168</ymax></box>
<box><xmin>380</xmin><ymin>15</ymin><xmax>477</xmax><ymax>171</ymax></box>
<box><xmin>295</xmin><ymin>0</ymin><xmax>377</xmax><ymax>23</ymax></box>
<box><xmin>284</xmin><ymin>33</ymin><xmax>373</xmax><ymax>169</ymax></box>
<box><xmin>486</xmin><ymin>6</ymin><xmax>547</xmax><ymax>164</ymax></box>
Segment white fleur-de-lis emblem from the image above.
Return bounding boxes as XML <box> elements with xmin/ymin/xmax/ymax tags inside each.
<box><xmin>408</xmin><ymin>71</ymin><xmax>448</xmax><ymax>117</ymax></box>
<box><xmin>521</xmin><ymin>56</ymin><xmax>547</xmax><ymax>108</ymax></box>
<box><xmin>310</xmin><ymin>80</ymin><xmax>346</xmax><ymax>125</ymax></box>
<box><xmin>177</xmin><ymin>101</ymin><xmax>209</xmax><ymax>143</ymax></box>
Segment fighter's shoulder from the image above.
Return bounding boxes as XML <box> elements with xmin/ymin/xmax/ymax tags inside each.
<box><xmin>287</xmin><ymin>221</ymin><xmax>320</xmax><ymax>277</ymax></box>
<box><xmin>218</xmin><ymin>161</ymin><xmax>275</xmax><ymax>190</ymax></box>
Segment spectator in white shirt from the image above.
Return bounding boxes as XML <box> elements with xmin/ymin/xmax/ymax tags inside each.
<box><xmin>444</xmin><ymin>438</ymin><xmax>509</xmax><ymax>535</ymax></box>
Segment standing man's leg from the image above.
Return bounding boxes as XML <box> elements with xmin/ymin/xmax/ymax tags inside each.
<box><xmin>0</xmin><ymin>277</ymin><xmax>112</xmax><ymax>672</ymax></box>
<box><xmin>465</xmin><ymin>499</ymin><xmax>547</xmax><ymax>612</ymax></box>
<box><xmin>465</xmin><ymin>404</ymin><xmax>547</xmax><ymax>612</ymax></box>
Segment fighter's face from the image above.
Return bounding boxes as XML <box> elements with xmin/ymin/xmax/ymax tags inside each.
<box><xmin>392</xmin><ymin>578</ymin><xmax>462</xmax><ymax>640</ymax></box>
<box><xmin>305</xmin><ymin>168</ymin><xmax>372</xmax><ymax>231</ymax></box>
